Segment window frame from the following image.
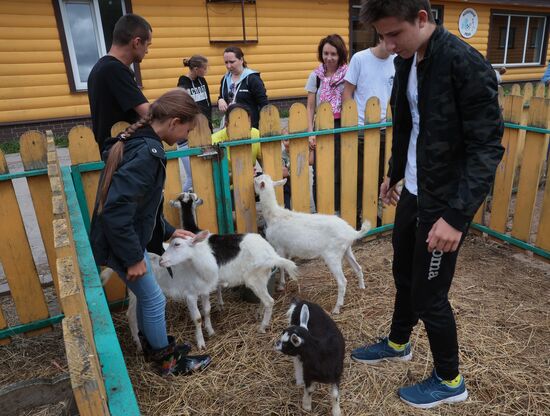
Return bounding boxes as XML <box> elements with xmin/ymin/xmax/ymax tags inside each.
<box><xmin>488</xmin><ymin>10</ymin><xmax>549</xmax><ymax>67</ymax></box>
<box><xmin>53</xmin><ymin>0</ymin><xmax>132</xmax><ymax>92</ymax></box>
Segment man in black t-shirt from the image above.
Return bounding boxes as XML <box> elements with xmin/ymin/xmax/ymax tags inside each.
<box><xmin>88</xmin><ymin>14</ymin><xmax>152</xmax><ymax>153</ymax></box>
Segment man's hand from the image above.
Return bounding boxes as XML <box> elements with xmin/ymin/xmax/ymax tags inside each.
<box><xmin>426</xmin><ymin>218</ymin><xmax>462</xmax><ymax>253</ymax></box>
<box><xmin>380</xmin><ymin>177</ymin><xmax>400</xmax><ymax>206</ymax></box>
<box><xmin>127</xmin><ymin>259</ymin><xmax>147</xmax><ymax>282</ymax></box>
<box><xmin>172</xmin><ymin>229</ymin><xmax>196</xmax><ymax>239</ymax></box>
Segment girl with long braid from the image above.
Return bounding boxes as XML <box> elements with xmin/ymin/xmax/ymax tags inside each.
<box><xmin>90</xmin><ymin>88</ymin><xmax>212</xmax><ymax>376</ymax></box>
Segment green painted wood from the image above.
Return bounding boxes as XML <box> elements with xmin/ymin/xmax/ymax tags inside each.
<box><xmin>0</xmin><ymin>314</ymin><xmax>64</xmax><ymax>340</ymax></box>
<box><xmin>0</xmin><ymin>168</ymin><xmax>47</xmax><ymax>181</ymax></box>
<box><xmin>220</xmin><ymin>155</ymin><xmax>234</xmax><ymax>234</ymax></box>
<box><xmin>61</xmin><ymin>166</ymin><xmax>140</xmax><ymax>416</ymax></box>
<box><xmin>212</xmin><ymin>159</ymin><xmax>227</xmax><ymax>235</ymax></box>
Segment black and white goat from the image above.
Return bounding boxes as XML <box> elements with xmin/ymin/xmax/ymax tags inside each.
<box><xmin>254</xmin><ymin>173</ymin><xmax>371</xmax><ymax>313</ymax></box>
<box><xmin>275</xmin><ymin>299</ymin><xmax>345</xmax><ymax>416</ymax></box>
<box><xmin>160</xmin><ymin>230</ymin><xmax>298</xmax><ymax>340</ymax></box>
<box><xmin>170</xmin><ymin>191</ymin><xmax>224</xmax><ymax>309</ymax></box>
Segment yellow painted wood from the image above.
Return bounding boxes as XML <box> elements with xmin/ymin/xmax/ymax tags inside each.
<box><xmin>187</xmin><ymin>114</ymin><xmax>218</xmax><ymax>233</ymax></box>
<box><xmin>227</xmin><ymin>108</ymin><xmax>257</xmax><ymax>233</ymax></box>
<box><xmin>340</xmin><ymin>99</ymin><xmax>358</xmax><ymax>228</ymax></box>
<box><xmin>473</xmin><ymin>203</ymin><xmax>484</xmax><ymax>225</ymax></box>
<box><xmin>67</xmin><ymin>126</ymin><xmax>126</xmax><ymax>302</ymax></box>
<box><xmin>20</xmin><ymin>130</ymin><xmax>59</xmax><ymax>297</ymax></box>
<box><xmin>163</xmin><ymin>141</ymin><xmax>182</xmax><ymax>230</ymax></box>
<box><xmin>62</xmin><ymin>315</ymin><xmax>109</xmax><ymax>416</ymax></box>
<box><xmin>288</xmin><ymin>103</ymin><xmax>310</xmax><ymax>213</ymax></box>
<box><xmin>534</xmin><ymin>83</ymin><xmax>546</xmax><ymax>98</ymax></box>
<box><xmin>362</xmin><ymin>97</ymin><xmax>382</xmax><ymax>228</ymax></box>
<box><xmin>489</xmin><ymin>94</ymin><xmax>523</xmax><ymax>232</ymax></box>
<box><xmin>497</xmin><ymin>85</ymin><xmax>504</xmax><ymax>110</ymax></box>
<box><xmin>111</xmin><ymin>121</ymin><xmax>130</xmax><ymax>138</ymax></box>
<box><xmin>0</xmin><ymin>175</ymin><xmax>50</xmax><ymax>336</ymax></box>
<box><xmin>259</xmin><ymin>105</ymin><xmax>284</xmax><ymax>205</ymax></box>
<box><xmin>0</xmin><ymin>150</ymin><xmax>10</xmax><ymax>344</ymax></box>
<box><xmin>511</xmin><ymin>98</ymin><xmax>549</xmax><ymax>242</ymax></box>
<box><xmin>314</xmin><ymin>102</ymin><xmax>335</xmax><ymax>215</ymax></box>
<box><xmin>382</xmin><ymin>105</ymin><xmax>396</xmax><ymax>225</ymax></box>
<box><xmin>511</xmin><ymin>84</ymin><xmax>522</xmax><ymax>96</ymax></box>
<box><xmin>535</xmin><ymin>151</ymin><xmax>550</xmax><ymax>252</ymax></box>
<box><xmin>523</xmin><ymin>83</ymin><xmax>533</xmax><ymax>102</ymax></box>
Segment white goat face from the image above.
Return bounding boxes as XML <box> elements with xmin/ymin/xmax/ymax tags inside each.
<box><xmin>159</xmin><ymin>238</ymin><xmax>192</xmax><ymax>267</ymax></box>
<box><xmin>253</xmin><ymin>174</ymin><xmax>286</xmax><ymax>195</ymax></box>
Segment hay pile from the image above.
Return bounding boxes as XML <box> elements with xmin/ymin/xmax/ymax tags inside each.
<box><xmin>117</xmin><ymin>235</ymin><xmax>550</xmax><ymax>416</ymax></box>
<box><xmin>0</xmin><ymin>234</ymin><xmax>548</xmax><ymax>415</ymax></box>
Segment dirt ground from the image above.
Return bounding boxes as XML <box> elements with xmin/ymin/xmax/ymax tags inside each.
<box><xmin>1</xmin><ymin>233</ymin><xmax>548</xmax><ymax>415</ymax></box>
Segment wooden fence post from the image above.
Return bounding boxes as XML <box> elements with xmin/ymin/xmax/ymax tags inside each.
<box><xmin>288</xmin><ymin>103</ymin><xmax>310</xmax><ymax>213</ymax></box>
<box><xmin>488</xmin><ymin>94</ymin><xmax>524</xmax><ymax>233</ymax></box>
<box><xmin>381</xmin><ymin>104</ymin><xmax>396</xmax><ymax>225</ymax></box>
<box><xmin>227</xmin><ymin>107</ymin><xmax>257</xmax><ymax>233</ymax></box>
<box><xmin>340</xmin><ymin>99</ymin><xmax>359</xmax><ymax>228</ymax></box>
<box><xmin>0</xmin><ymin>150</ymin><xmax>11</xmax><ymax>345</ymax></box>
<box><xmin>315</xmin><ymin>102</ymin><xmax>335</xmax><ymax>215</ymax></box>
<box><xmin>259</xmin><ymin>105</ymin><xmax>284</xmax><ymax>205</ymax></box>
<box><xmin>362</xmin><ymin>97</ymin><xmax>382</xmax><ymax>228</ymax></box>
<box><xmin>511</xmin><ymin>97</ymin><xmax>549</xmax><ymax>242</ymax></box>
<box><xmin>19</xmin><ymin>130</ymin><xmax>60</xmax><ymax>297</ymax></box>
<box><xmin>0</xmin><ymin>146</ymin><xmax>50</xmax><ymax>339</ymax></box>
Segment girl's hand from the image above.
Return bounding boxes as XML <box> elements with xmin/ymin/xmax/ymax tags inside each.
<box><xmin>127</xmin><ymin>259</ymin><xmax>147</xmax><ymax>282</ymax></box>
<box><xmin>218</xmin><ymin>98</ymin><xmax>228</xmax><ymax>112</ymax></box>
<box><xmin>308</xmin><ymin>136</ymin><xmax>316</xmax><ymax>150</ymax></box>
<box><xmin>172</xmin><ymin>229</ymin><xmax>196</xmax><ymax>239</ymax></box>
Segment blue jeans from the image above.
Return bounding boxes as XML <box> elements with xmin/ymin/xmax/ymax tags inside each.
<box><xmin>116</xmin><ymin>252</ymin><xmax>168</xmax><ymax>350</ymax></box>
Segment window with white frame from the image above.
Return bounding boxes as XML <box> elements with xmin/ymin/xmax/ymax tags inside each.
<box><xmin>487</xmin><ymin>12</ymin><xmax>548</xmax><ymax>66</ymax></box>
<box><xmin>56</xmin><ymin>0</ymin><xmax>127</xmax><ymax>91</ymax></box>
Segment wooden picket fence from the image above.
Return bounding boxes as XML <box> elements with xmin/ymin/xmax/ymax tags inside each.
<box><xmin>0</xmin><ymin>81</ymin><xmax>548</xmax><ymax>414</ymax></box>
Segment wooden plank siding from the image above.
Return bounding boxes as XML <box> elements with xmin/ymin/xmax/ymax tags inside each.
<box><xmin>1</xmin><ymin>0</ymin><xmax>549</xmax><ymax>126</ymax></box>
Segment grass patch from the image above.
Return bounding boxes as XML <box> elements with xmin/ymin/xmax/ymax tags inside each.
<box><xmin>0</xmin><ymin>136</ymin><xmax>68</xmax><ymax>155</ymax></box>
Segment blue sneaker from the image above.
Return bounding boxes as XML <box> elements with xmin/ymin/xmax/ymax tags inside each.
<box><xmin>351</xmin><ymin>337</ymin><xmax>412</xmax><ymax>364</ymax></box>
<box><xmin>398</xmin><ymin>370</ymin><xmax>468</xmax><ymax>409</ymax></box>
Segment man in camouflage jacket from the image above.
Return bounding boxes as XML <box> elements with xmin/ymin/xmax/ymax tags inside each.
<box><xmin>351</xmin><ymin>0</ymin><xmax>504</xmax><ymax>409</ymax></box>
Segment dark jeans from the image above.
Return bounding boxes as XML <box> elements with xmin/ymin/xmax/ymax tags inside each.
<box><xmin>389</xmin><ymin>187</ymin><xmax>467</xmax><ymax>380</ymax></box>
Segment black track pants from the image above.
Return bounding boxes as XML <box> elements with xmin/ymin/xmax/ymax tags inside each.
<box><xmin>388</xmin><ymin>187</ymin><xmax>467</xmax><ymax>380</ymax></box>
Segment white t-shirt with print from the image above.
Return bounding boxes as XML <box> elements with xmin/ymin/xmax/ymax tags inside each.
<box><xmin>404</xmin><ymin>53</ymin><xmax>419</xmax><ymax>196</ymax></box>
<box><xmin>344</xmin><ymin>48</ymin><xmax>395</xmax><ymax>124</ymax></box>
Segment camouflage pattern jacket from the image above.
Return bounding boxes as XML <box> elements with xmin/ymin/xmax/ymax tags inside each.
<box><xmin>389</xmin><ymin>25</ymin><xmax>504</xmax><ymax>232</ymax></box>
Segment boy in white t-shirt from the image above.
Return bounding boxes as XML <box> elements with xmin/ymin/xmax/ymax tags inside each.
<box><xmin>343</xmin><ymin>41</ymin><xmax>395</xmax><ymax>223</ymax></box>
<box><xmin>343</xmin><ymin>41</ymin><xmax>395</xmax><ymax>124</ymax></box>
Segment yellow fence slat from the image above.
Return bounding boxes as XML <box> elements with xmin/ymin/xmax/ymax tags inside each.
<box><xmin>19</xmin><ymin>130</ymin><xmax>60</xmax><ymax>297</ymax></box>
<box><xmin>228</xmin><ymin>108</ymin><xmax>257</xmax><ymax>233</ymax></box>
<box><xmin>362</xmin><ymin>97</ymin><xmax>381</xmax><ymax>228</ymax></box>
<box><xmin>340</xmin><ymin>99</ymin><xmax>358</xmax><ymax>228</ymax></box>
<box><xmin>163</xmin><ymin>141</ymin><xmax>182</xmax><ymax>230</ymax></box>
<box><xmin>0</xmin><ymin>160</ymin><xmax>50</xmax><ymax>337</ymax></box>
<box><xmin>111</xmin><ymin>121</ymin><xmax>130</xmax><ymax>138</ymax></box>
<box><xmin>534</xmin><ymin>82</ymin><xmax>545</xmax><ymax>98</ymax></box>
<box><xmin>382</xmin><ymin>105</ymin><xmax>396</xmax><ymax>225</ymax></box>
<box><xmin>259</xmin><ymin>105</ymin><xmax>284</xmax><ymax>205</ymax></box>
<box><xmin>0</xmin><ymin>150</ymin><xmax>10</xmax><ymax>344</ymax></box>
<box><xmin>187</xmin><ymin>114</ymin><xmax>218</xmax><ymax>233</ymax></box>
<box><xmin>535</xmin><ymin>153</ymin><xmax>550</xmax><ymax>252</ymax></box>
<box><xmin>489</xmin><ymin>94</ymin><xmax>523</xmax><ymax>232</ymax></box>
<box><xmin>511</xmin><ymin>84</ymin><xmax>521</xmax><ymax>95</ymax></box>
<box><xmin>511</xmin><ymin>97</ymin><xmax>549</xmax><ymax>242</ymax></box>
<box><xmin>315</xmin><ymin>102</ymin><xmax>335</xmax><ymax>215</ymax></box>
<box><xmin>288</xmin><ymin>103</ymin><xmax>310</xmax><ymax>213</ymax></box>
<box><xmin>68</xmin><ymin>125</ymin><xmax>125</xmax><ymax>302</ymax></box>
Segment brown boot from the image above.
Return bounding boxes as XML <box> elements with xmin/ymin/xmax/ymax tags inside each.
<box><xmin>150</xmin><ymin>339</ymin><xmax>211</xmax><ymax>376</ymax></box>
<box><xmin>139</xmin><ymin>332</ymin><xmax>192</xmax><ymax>361</ymax></box>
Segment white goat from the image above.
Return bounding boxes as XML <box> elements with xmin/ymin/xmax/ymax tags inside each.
<box><xmin>160</xmin><ymin>230</ymin><xmax>298</xmax><ymax>342</ymax></box>
<box><xmin>254</xmin><ymin>173</ymin><xmax>370</xmax><ymax>314</ymax></box>
<box><xmin>101</xmin><ymin>247</ymin><xmax>217</xmax><ymax>351</ymax></box>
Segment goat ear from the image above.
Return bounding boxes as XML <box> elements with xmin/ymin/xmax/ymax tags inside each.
<box><xmin>273</xmin><ymin>178</ymin><xmax>287</xmax><ymax>187</ymax></box>
<box><xmin>299</xmin><ymin>304</ymin><xmax>309</xmax><ymax>329</ymax></box>
<box><xmin>191</xmin><ymin>230</ymin><xmax>209</xmax><ymax>245</ymax></box>
<box><xmin>290</xmin><ymin>333</ymin><xmax>303</xmax><ymax>347</ymax></box>
<box><xmin>260</xmin><ymin>180</ymin><xmax>266</xmax><ymax>190</ymax></box>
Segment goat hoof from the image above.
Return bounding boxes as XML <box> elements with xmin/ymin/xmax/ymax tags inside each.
<box><xmin>258</xmin><ymin>327</ymin><xmax>267</xmax><ymax>334</ymax></box>
<box><xmin>358</xmin><ymin>284</ymin><xmax>365</xmax><ymax>289</ymax></box>
<box><xmin>302</xmin><ymin>403</ymin><xmax>312</xmax><ymax>412</ymax></box>
<box><xmin>207</xmin><ymin>330</ymin><xmax>215</xmax><ymax>337</ymax></box>
<box><xmin>276</xmin><ymin>286</ymin><xmax>285</xmax><ymax>292</ymax></box>
<box><xmin>332</xmin><ymin>307</ymin><xmax>341</xmax><ymax>314</ymax></box>
<box><xmin>296</xmin><ymin>380</ymin><xmax>304</xmax><ymax>387</ymax></box>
